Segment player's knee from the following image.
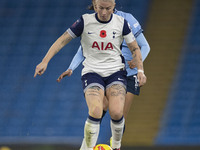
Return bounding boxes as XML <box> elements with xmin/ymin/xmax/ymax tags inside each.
<box><xmin>90</xmin><ymin>106</ymin><xmax>102</xmax><ymax>119</ymax></box>
<box><xmin>109</xmin><ymin>108</ymin><xmax>123</xmax><ymax>120</ymax></box>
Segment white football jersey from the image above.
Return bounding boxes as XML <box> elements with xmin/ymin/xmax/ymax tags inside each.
<box><xmin>67</xmin><ymin>13</ymin><xmax>135</xmax><ymax>77</ymax></box>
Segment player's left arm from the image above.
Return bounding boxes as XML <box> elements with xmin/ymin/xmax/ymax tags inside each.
<box><xmin>128</xmin><ymin>34</ymin><xmax>150</xmax><ymax>68</ymax></box>
<box><xmin>123</xmin><ymin>19</ymin><xmax>146</xmax><ymax>86</ymax></box>
<box><xmin>126</xmin><ymin>39</ymin><xmax>146</xmax><ymax>86</ymax></box>
<box><xmin>126</xmin><ymin>40</ymin><xmax>143</xmax><ymax>70</ymax></box>
<box><xmin>126</xmin><ymin>13</ymin><xmax>150</xmax><ymax>61</ymax></box>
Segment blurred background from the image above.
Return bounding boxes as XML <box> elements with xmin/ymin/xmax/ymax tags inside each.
<box><xmin>0</xmin><ymin>0</ymin><xmax>200</xmax><ymax>150</ymax></box>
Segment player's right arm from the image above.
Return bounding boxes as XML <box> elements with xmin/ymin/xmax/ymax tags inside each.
<box><xmin>34</xmin><ymin>31</ymin><xmax>73</xmax><ymax>77</ymax></box>
<box><xmin>34</xmin><ymin>16</ymin><xmax>84</xmax><ymax>78</ymax></box>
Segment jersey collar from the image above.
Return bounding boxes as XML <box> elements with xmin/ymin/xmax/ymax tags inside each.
<box><xmin>95</xmin><ymin>13</ymin><xmax>113</xmax><ymax>23</ymax></box>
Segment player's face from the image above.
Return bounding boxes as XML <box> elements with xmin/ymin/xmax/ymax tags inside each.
<box><xmin>96</xmin><ymin>0</ymin><xmax>115</xmax><ymax>21</ymax></box>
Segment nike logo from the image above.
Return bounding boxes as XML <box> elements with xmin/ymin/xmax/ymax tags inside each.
<box><xmin>115</xmin><ymin>129</ymin><xmax>122</xmax><ymax>133</ymax></box>
<box><xmin>118</xmin><ymin>78</ymin><xmax>124</xmax><ymax>81</ymax></box>
<box><xmin>89</xmin><ymin>132</ymin><xmax>96</xmax><ymax>135</ymax></box>
<box><xmin>88</xmin><ymin>32</ymin><xmax>93</xmax><ymax>34</ymax></box>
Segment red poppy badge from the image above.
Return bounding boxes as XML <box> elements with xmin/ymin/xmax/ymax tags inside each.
<box><xmin>100</xmin><ymin>30</ymin><xmax>107</xmax><ymax>38</ymax></box>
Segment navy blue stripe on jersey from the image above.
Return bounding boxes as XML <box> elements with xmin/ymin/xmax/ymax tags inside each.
<box><xmin>134</xmin><ymin>28</ymin><xmax>143</xmax><ymax>38</ymax></box>
<box><xmin>120</xmin><ymin>55</ymin><xmax>125</xmax><ymax>64</ymax></box>
<box><xmin>123</xmin><ymin>19</ymin><xmax>131</xmax><ymax>36</ymax></box>
<box><xmin>95</xmin><ymin>13</ymin><xmax>113</xmax><ymax>23</ymax></box>
<box><xmin>69</xmin><ymin>16</ymin><xmax>84</xmax><ymax>37</ymax></box>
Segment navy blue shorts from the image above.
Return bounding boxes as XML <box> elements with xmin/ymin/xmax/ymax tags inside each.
<box><xmin>127</xmin><ymin>74</ymin><xmax>140</xmax><ymax>95</ymax></box>
<box><xmin>81</xmin><ymin>70</ymin><xmax>127</xmax><ymax>93</ymax></box>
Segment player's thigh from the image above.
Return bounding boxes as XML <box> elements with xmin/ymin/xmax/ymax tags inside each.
<box><xmin>81</xmin><ymin>73</ymin><xmax>105</xmax><ymax>118</ymax></box>
<box><xmin>85</xmin><ymin>86</ymin><xmax>104</xmax><ymax>108</ymax></box>
<box><xmin>106</xmin><ymin>84</ymin><xmax>126</xmax><ymax>119</ymax></box>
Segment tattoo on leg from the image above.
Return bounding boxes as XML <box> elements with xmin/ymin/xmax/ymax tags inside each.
<box><xmin>86</xmin><ymin>93</ymin><xmax>99</xmax><ymax>96</ymax></box>
<box><xmin>110</xmin><ymin>84</ymin><xmax>126</xmax><ymax>97</ymax></box>
<box><xmin>89</xmin><ymin>86</ymin><xmax>101</xmax><ymax>91</ymax></box>
<box><xmin>86</xmin><ymin>86</ymin><xmax>101</xmax><ymax>97</ymax></box>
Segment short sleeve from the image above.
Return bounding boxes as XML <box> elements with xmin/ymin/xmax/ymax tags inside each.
<box><xmin>67</xmin><ymin>16</ymin><xmax>84</xmax><ymax>38</ymax></box>
<box><xmin>122</xmin><ymin>19</ymin><xmax>131</xmax><ymax>36</ymax></box>
<box><xmin>123</xmin><ymin>32</ymin><xmax>135</xmax><ymax>44</ymax></box>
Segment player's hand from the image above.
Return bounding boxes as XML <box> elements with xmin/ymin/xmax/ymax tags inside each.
<box><xmin>34</xmin><ymin>62</ymin><xmax>48</xmax><ymax>77</ymax></box>
<box><xmin>128</xmin><ymin>59</ymin><xmax>137</xmax><ymax>69</ymax></box>
<box><xmin>137</xmin><ymin>72</ymin><xmax>147</xmax><ymax>87</ymax></box>
<box><xmin>57</xmin><ymin>69</ymin><xmax>73</xmax><ymax>82</ymax></box>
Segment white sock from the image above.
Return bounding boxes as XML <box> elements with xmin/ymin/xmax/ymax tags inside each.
<box><xmin>80</xmin><ymin>117</ymin><xmax>100</xmax><ymax>150</ymax></box>
<box><xmin>80</xmin><ymin>138</ymin><xmax>87</xmax><ymax>150</ymax></box>
<box><xmin>110</xmin><ymin>117</ymin><xmax>125</xmax><ymax>149</ymax></box>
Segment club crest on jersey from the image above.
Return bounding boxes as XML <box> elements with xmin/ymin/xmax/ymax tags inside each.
<box><xmin>113</xmin><ymin>31</ymin><xmax>116</xmax><ymax>38</ymax></box>
<box><xmin>100</xmin><ymin>30</ymin><xmax>107</xmax><ymax>38</ymax></box>
<box><xmin>92</xmin><ymin>41</ymin><xmax>113</xmax><ymax>50</ymax></box>
<box><xmin>72</xmin><ymin>19</ymin><xmax>80</xmax><ymax>28</ymax></box>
